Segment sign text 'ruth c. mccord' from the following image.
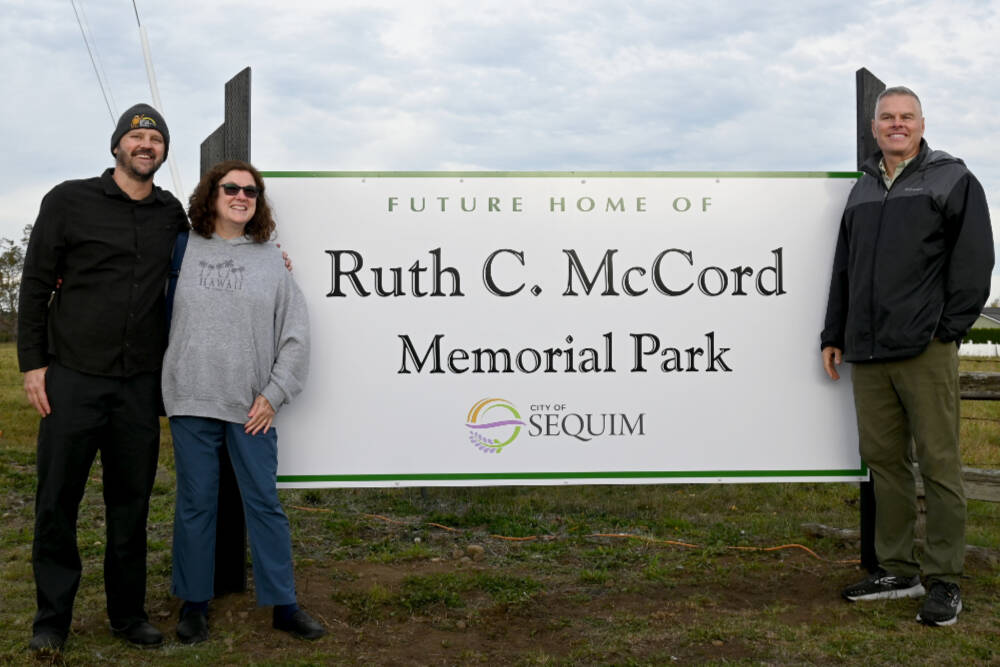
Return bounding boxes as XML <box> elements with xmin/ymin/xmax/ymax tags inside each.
<box><xmin>325</xmin><ymin>193</ymin><xmax>786</xmax><ymax>375</ymax></box>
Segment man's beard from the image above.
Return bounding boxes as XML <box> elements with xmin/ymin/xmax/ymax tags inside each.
<box><xmin>116</xmin><ymin>149</ymin><xmax>163</xmax><ymax>182</ymax></box>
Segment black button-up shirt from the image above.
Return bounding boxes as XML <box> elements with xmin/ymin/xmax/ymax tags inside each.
<box><xmin>18</xmin><ymin>169</ymin><xmax>189</xmax><ymax>377</ymax></box>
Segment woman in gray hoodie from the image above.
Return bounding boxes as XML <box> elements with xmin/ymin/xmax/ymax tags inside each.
<box><xmin>162</xmin><ymin>160</ymin><xmax>321</xmax><ymax>644</ymax></box>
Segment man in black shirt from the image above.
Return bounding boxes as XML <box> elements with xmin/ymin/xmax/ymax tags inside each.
<box><xmin>18</xmin><ymin>104</ymin><xmax>188</xmax><ymax>652</ymax></box>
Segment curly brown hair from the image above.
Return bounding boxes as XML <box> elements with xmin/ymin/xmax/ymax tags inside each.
<box><xmin>187</xmin><ymin>160</ymin><xmax>276</xmax><ymax>243</ymax></box>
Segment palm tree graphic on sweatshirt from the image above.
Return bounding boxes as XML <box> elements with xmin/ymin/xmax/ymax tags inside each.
<box><xmin>198</xmin><ymin>258</ymin><xmax>245</xmax><ymax>291</ymax></box>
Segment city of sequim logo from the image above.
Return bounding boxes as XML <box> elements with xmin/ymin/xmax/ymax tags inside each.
<box><xmin>465</xmin><ymin>398</ymin><xmax>526</xmax><ymax>454</ymax></box>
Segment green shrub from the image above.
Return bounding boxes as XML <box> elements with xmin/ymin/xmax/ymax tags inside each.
<box><xmin>964</xmin><ymin>328</ymin><xmax>1000</xmax><ymax>344</ymax></box>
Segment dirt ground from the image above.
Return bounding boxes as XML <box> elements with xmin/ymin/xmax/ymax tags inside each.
<box><xmin>15</xmin><ymin>530</ymin><xmax>1000</xmax><ymax>665</ymax></box>
<box><xmin>42</xmin><ymin>536</ymin><xmax>996</xmax><ymax>666</ymax></box>
<box><xmin>68</xmin><ymin>552</ymin><xmax>867</xmax><ymax>664</ymax></box>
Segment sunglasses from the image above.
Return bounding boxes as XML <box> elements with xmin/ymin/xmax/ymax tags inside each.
<box><xmin>219</xmin><ymin>183</ymin><xmax>260</xmax><ymax>199</ymax></box>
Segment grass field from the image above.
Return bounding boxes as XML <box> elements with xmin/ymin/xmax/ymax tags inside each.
<box><xmin>1</xmin><ymin>342</ymin><xmax>998</xmax><ymax>665</ymax></box>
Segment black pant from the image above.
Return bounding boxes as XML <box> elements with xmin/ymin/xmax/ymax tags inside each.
<box><xmin>32</xmin><ymin>362</ymin><xmax>161</xmax><ymax>635</ymax></box>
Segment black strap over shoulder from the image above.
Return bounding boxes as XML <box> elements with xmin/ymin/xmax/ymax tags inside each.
<box><xmin>165</xmin><ymin>230</ymin><xmax>189</xmax><ymax>326</ymax></box>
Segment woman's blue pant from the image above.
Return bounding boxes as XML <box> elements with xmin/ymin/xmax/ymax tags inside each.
<box><xmin>170</xmin><ymin>416</ymin><xmax>296</xmax><ymax>606</ymax></box>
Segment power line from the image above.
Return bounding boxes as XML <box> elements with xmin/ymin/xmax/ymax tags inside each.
<box><xmin>77</xmin><ymin>0</ymin><xmax>117</xmax><ymax>117</ymax></box>
<box><xmin>69</xmin><ymin>0</ymin><xmax>116</xmax><ymax>125</ymax></box>
<box><xmin>131</xmin><ymin>0</ymin><xmax>186</xmax><ymax>201</ymax></box>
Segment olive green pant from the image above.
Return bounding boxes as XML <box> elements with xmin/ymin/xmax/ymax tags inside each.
<box><xmin>851</xmin><ymin>340</ymin><xmax>965</xmax><ymax>584</ymax></box>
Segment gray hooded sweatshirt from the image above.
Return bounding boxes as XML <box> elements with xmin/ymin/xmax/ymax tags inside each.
<box><xmin>162</xmin><ymin>233</ymin><xmax>309</xmax><ymax>423</ymax></box>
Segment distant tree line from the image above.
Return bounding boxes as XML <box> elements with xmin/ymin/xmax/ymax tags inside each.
<box><xmin>0</xmin><ymin>226</ymin><xmax>30</xmax><ymax>343</ymax></box>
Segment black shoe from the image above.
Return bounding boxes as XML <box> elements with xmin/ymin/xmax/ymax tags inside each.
<box><xmin>176</xmin><ymin>609</ymin><xmax>209</xmax><ymax>644</ymax></box>
<box><xmin>273</xmin><ymin>609</ymin><xmax>326</xmax><ymax>640</ymax></box>
<box><xmin>842</xmin><ymin>568</ymin><xmax>925</xmax><ymax>601</ymax></box>
<box><xmin>111</xmin><ymin>620</ymin><xmax>164</xmax><ymax>648</ymax></box>
<box><xmin>917</xmin><ymin>581</ymin><xmax>962</xmax><ymax>627</ymax></box>
<box><xmin>29</xmin><ymin>630</ymin><xmax>66</xmax><ymax>653</ymax></box>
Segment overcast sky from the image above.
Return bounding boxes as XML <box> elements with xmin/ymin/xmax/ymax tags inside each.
<box><xmin>3</xmin><ymin>0</ymin><xmax>999</xmax><ymax>297</ymax></box>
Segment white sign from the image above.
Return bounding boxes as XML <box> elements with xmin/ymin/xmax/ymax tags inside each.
<box><xmin>265</xmin><ymin>173</ymin><xmax>863</xmax><ymax>487</ymax></box>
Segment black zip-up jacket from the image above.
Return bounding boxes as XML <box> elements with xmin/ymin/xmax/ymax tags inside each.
<box><xmin>17</xmin><ymin>169</ymin><xmax>188</xmax><ymax>376</ymax></box>
<box><xmin>821</xmin><ymin>140</ymin><xmax>994</xmax><ymax>362</ymax></box>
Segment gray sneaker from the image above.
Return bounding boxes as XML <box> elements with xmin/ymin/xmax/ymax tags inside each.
<box><xmin>842</xmin><ymin>569</ymin><xmax>925</xmax><ymax>601</ymax></box>
<box><xmin>917</xmin><ymin>581</ymin><xmax>962</xmax><ymax>627</ymax></box>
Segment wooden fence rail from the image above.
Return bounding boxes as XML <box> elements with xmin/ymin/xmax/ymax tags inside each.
<box><xmin>958</xmin><ymin>468</ymin><xmax>1000</xmax><ymax>503</ymax></box>
<box><xmin>958</xmin><ymin>371</ymin><xmax>999</xmax><ymax>502</ymax></box>
<box><xmin>959</xmin><ymin>370</ymin><xmax>1000</xmax><ymax>401</ymax></box>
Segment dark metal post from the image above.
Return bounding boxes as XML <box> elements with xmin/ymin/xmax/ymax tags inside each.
<box><xmin>856</xmin><ymin>68</ymin><xmax>883</xmax><ymax>173</ymax></box>
<box><xmin>199</xmin><ymin>67</ymin><xmax>252</xmax><ymax>595</ymax></box>
<box><xmin>855</xmin><ymin>67</ymin><xmax>884</xmax><ymax>573</ymax></box>
<box><xmin>224</xmin><ymin>71</ymin><xmax>251</xmax><ymax>160</ymax></box>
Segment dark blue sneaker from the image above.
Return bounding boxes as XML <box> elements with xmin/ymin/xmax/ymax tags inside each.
<box><xmin>917</xmin><ymin>581</ymin><xmax>962</xmax><ymax>627</ymax></box>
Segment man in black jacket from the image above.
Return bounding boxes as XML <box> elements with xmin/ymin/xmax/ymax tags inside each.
<box><xmin>821</xmin><ymin>86</ymin><xmax>994</xmax><ymax>626</ymax></box>
<box><xmin>18</xmin><ymin>104</ymin><xmax>188</xmax><ymax>652</ymax></box>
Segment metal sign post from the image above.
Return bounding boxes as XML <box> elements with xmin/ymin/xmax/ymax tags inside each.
<box><xmin>199</xmin><ymin>67</ymin><xmax>252</xmax><ymax>595</ymax></box>
<box><xmin>854</xmin><ymin>67</ymin><xmax>885</xmax><ymax>573</ymax></box>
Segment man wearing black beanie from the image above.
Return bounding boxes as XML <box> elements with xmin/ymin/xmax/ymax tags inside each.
<box><xmin>18</xmin><ymin>103</ymin><xmax>188</xmax><ymax>653</ymax></box>
<box><xmin>110</xmin><ymin>103</ymin><xmax>171</xmax><ymax>160</ymax></box>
